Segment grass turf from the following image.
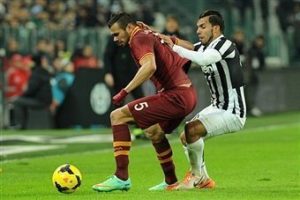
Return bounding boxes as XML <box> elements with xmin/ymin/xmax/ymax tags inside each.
<box><xmin>0</xmin><ymin>112</ymin><xmax>300</xmax><ymax>199</ymax></box>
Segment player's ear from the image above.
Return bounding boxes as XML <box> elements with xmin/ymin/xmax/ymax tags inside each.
<box><xmin>126</xmin><ymin>23</ymin><xmax>135</xmax><ymax>33</ymax></box>
<box><xmin>213</xmin><ymin>25</ymin><xmax>220</xmax><ymax>35</ymax></box>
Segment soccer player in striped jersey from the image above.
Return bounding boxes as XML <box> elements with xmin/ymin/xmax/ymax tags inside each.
<box><xmin>160</xmin><ymin>10</ymin><xmax>247</xmax><ymax>190</ymax></box>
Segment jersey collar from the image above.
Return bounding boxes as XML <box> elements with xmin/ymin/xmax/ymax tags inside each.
<box><xmin>207</xmin><ymin>34</ymin><xmax>225</xmax><ymax>48</ymax></box>
<box><xmin>129</xmin><ymin>26</ymin><xmax>141</xmax><ymax>45</ymax></box>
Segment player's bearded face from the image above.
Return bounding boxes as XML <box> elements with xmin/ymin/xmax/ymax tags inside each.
<box><xmin>110</xmin><ymin>23</ymin><xmax>130</xmax><ymax>46</ymax></box>
<box><xmin>196</xmin><ymin>17</ymin><xmax>214</xmax><ymax>46</ymax></box>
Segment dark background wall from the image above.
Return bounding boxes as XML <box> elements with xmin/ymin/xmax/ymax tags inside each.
<box><xmin>26</xmin><ymin>67</ymin><xmax>300</xmax><ymax>129</ymax></box>
<box><xmin>187</xmin><ymin>67</ymin><xmax>300</xmax><ymax>118</ymax></box>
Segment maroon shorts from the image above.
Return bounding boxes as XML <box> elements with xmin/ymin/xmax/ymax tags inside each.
<box><xmin>127</xmin><ymin>86</ymin><xmax>197</xmax><ymax>133</ymax></box>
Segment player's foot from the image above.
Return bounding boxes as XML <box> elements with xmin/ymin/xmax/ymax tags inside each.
<box><xmin>169</xmin><ymin>171</ymin><xmax>199</xmax><ymax>190</ymax></box>
<box><xmin>194</xmin><ymin>178</ymin><xmax>216</xmax><ymax>189</ymax></box>
<box><xmin>169</xmin><ymin>171</ymin><xmax>215</xmax><ymax>190</ymax></box>
<box><xmin>92</xmin><ymin>175</ymin><xmax>131</xmax><ymax>192</ymax></box>
<box><xmin>148</xmin><ymin>181</ymin><xmax>179</xmax><ymax>191</ymax></box>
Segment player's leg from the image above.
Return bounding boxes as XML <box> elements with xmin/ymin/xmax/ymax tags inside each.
<box><xmin>180</xmin><ymin>120</ymin><xmax>215</xmax><ymax>189</ymax></box>
<box><xmin>171</xmin><ymin>107</ymin><xmax>217</xmax><ymax>190</ymax></box>
<box><xmin>145</xmin><ymin>123</ymin><xmax>178</xmax><ymax>191</ymax></box>
<box><xmin>127</xmin><ymin>87</ymin><xmax>196</xmax><ymax>191</ymax></box>
<box><xmin>110</xmin><ymin>106</ymin><xmax>135</xmax><ymax>180</ymax></box>
<box><xmin>185</xmin><ymin>119</ymin><xmax>207</xmax><ymax>177</ymax></box>
<box><xmin>170</xmin><ymin>121</ymin><xmax>213</xmax><ymax>190</ymax></box>
<box><xmin>131</xmin><ymin>87</ymin><xmax>147</xmax><ymax>139</ymax></box>
<box><xmin>177</xmin><ymin>106</ymin><xmax>246</xmax><ymax>190</ymax></box>
<box><xmin>93</xmin><ymin>105</ymin><xmax>134</xmax><ymax>192</ymax></box>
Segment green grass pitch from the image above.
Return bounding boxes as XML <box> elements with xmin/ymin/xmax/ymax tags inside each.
<box><xmin>0</xmin><ymin>112</ymin><xmax>300</xmax><ymax>200</ymax></box>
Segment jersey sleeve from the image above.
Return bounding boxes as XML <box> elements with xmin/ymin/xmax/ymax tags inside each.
<box><xmin>131</xmin><ymin>35</ymin><xmax>155</xmax><ymax>63</ymax></box>
<box><xmin>173</xmin><ymin>45</ymin><xmax>222</xmax><ymax>66</ymax></box>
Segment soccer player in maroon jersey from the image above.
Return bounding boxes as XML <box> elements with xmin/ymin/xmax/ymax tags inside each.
<box><xmin>92</xmin><ymin>13</ymin><xmax>197</xmax><ymax>192</ymax></box>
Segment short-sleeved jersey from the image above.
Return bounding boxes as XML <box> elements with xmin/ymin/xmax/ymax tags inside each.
<box><xmin>129</xmin><ymin>27</ymin><xmax>191</xmax><ymax>90</ymax></box>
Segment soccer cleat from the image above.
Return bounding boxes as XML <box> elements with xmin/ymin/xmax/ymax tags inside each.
<box><xmin>168</xmin><ymin>171</ymin><xmax>215</xmax><ymax>190</ymax></box>
<box><xmin>169</xmin><ymin>171</ymin><xmax>200</xmax><ymax>190</ymax></box>
<box><xmin>92</xmin><ymin>175</ymin><xmax>131</xmax><ymax>192</ymax></box>
<box><xmin>148</xmin><ymin>181</ymin><xmax>179</xmax><ymax>191</ymax></box>
<box><xmin>195</xmin><ymin>178</ymin><xmax>216</xmax><ymax>189</ymax></box>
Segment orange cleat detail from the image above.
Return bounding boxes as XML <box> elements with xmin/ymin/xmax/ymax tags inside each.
<box><xmin>167</xmin><ymin>171</ymin><xmax>216</xmax><ymax>190</ymax></box>
<box><xmin>165</xmin><ymin>182</ymin><xmax>180</xmax><ymax>191</ymax></box>
<box><xmin>195</xmin><ymin>178</ymin><xmax>216</xmax><ymax>189</ymax></box>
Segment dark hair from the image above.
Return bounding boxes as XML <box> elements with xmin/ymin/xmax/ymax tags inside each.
<box><xmin>107</xmin><ymin>12</ymin><xmax>137</xmax><ymax>29</ymax></box>
<box><xmin>199</xmin><ymin>10</ymin><xmax>224</xmax><ymax>32</ymax></box>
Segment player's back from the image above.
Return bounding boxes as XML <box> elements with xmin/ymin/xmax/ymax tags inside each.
<box><xmin>130</xmin><ymin>28</ymin><xmax>191</xmax><ymax>90</ymax></box>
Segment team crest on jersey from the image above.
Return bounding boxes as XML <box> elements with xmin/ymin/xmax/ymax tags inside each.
<box><xmin>90</xmin><ymin>83</ymin><xmax>111</xmax><ymax>115</ymax></box>
<box><xmin>201</xmin><ymin>65</ymin><xmax>213</xmax><ymax>74</ymax></box>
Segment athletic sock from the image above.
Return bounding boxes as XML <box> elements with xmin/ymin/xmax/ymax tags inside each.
<box><xmin>186</xmin><ymin>138</ymin><xmax>204</xmax><ymax>176</ymax></box>
<box><xmin>201</xmin><ymin>162</ymin><xmax>210</xmax><ymax>180</ymax></box>
<box><xmin>183</xmin><ymin>145</ymin><xmax>190</xmax><ymax>163</ymax></box>
<box><xmin>152</xmin><ymin>136</ymin><xmax>177</xmax><ymax>184</ymax></box>
<box><xmin>112</xmin><ymin>124</ymin><xmax>131</xmax><ymax>180</ymax></box>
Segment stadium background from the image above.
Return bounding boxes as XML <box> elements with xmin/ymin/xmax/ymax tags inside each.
<box><xmin>0</xmin><ymin>0</ymin><xmax>300</xmax><ymax>129</ymax></box>
<box><xmin>0</xmin><ymin>1</ymin><xmax>299</xmax><ymax>199</ymax></box>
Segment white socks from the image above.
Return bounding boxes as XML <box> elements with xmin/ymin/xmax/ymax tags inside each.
<box><xmin>183</xmin><ymin>145</ymin><xmax>190</xmax><ymax>163</ymax></box>
<box><xmin>183</xmin><ymin>138</ymin><xmax>209</xmax><ymax>179</ymax></box>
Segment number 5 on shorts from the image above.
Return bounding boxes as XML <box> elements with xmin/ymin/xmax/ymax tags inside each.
<box><xmin>134</xmin><ymin>102</ymin><xmax>149</xmax><ymax>111</ymax></box>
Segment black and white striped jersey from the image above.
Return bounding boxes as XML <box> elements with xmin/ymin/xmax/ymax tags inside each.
<box><xmin>173</xmin><ymin>35</ymin><xmax>246</xmax><ymax>118</ymax></box>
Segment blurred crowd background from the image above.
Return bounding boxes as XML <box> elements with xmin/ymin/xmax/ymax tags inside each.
<box><xmin>0</xmin><ymin>0</ymin><xmax>300</xmax><ymax>129</ymax></box>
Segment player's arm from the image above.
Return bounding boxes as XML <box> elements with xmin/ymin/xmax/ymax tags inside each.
<box><xmin>112</xmin><ymin>34</ymin><xmax>156</xmax><ymax>106</ymax></box>
<box><xmin>172</xmin><ymin>37</ymin><xmax>194</xmax><ymax>50</ymax></box>
<box><xmin>159</xmin><ymin>34</ymin><xmax>194</xmax><ymax>50</ymax></box>
<box><xmin>112</xmin><ymin>55</ymin><xmax>155</xmax><ymax>106</ymax></box>
<box><xmin>124</xmin><ymin>54</ymin><xmax>156</xmax><ymax>93</ymax></box>
<box><xmin>172</xmin><ymin>45</ymin><xmax>222</xmax><ymax>66</ymax></box>
<box><xmin>159</xmin><ymin>34</ymin><xmax>222</xmax><ymax>66</ymax></box>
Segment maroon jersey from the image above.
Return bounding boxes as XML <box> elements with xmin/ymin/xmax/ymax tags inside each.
<box><xmin>129</xmin><ymin>27</ymin><xmax>191</xmax><ymax>90</ymax></box>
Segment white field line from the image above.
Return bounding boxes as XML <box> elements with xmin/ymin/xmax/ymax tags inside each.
<box><xmin>241</xmin><ymin>122</ymin><xmax>300</xmax><ymax>133</ymax></box>
<box><xmin>0</xmin><ymin>145</ymin><xmax>66</xmax><ymax>155</ymax></box>
<box><xmin>1</xmin><ymin>122</ymin><xmax>299</xmax><ymax>164</ymax></box>
<box><xmin>0</xmin><ymin>134</ymin><xmax>113</xmax><ymax>143</ymax></box>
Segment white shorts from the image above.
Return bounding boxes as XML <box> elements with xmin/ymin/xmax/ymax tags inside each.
<box><xmin>188</xmin><ymin>105</ymin><xmax>246</xmax><ymax>139</ymax></box>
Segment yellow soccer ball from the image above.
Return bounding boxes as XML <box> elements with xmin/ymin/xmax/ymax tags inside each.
<box><xmin>52</xmin><ymin>164</ymin><xmax>82</xmax><ymax>193</ymax></box>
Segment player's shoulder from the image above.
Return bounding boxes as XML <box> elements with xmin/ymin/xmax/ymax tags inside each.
<box><xmin>214</xmin><ymin>36</ymin><xmax>232</xmax><ymax>47</ymax></box>
<box><xmin>133</xmin><ymin>30</ymin><xmax>154</xmax><ymax>41</ymax></box>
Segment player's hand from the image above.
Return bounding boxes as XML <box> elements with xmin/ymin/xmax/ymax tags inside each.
<box><xmin>112</xmin><ymin>89</ymin><xmax>128</xmax><ymax>106</ymax></box>
<box><xmin>158</xmin><ymin>34</ymin><xmax>174</xmax><ymax>48</ymax></box>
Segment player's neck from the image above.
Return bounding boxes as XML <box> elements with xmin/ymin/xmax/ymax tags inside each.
<box><xmin>128</xmin><ymin>26</ymin><xmax>141</xmax><ymax>44</ymax></box>
<box><xmin>206</xmin><ymin>34</ymin><xmax>223</xmax><ymax>46</ymax></box>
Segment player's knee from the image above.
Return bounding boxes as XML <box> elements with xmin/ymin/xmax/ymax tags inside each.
<box><xmin>184</xmin><ymin>122</ymin><xmax>193</xmax><ymax>137</ymax></box>
<box><xmin>144</xmin><ymin>130</ymin><xmax>154</xmax><ymax>140</ymax></box>
<box><xmin>144</xmin><ymin>126</ymin><xmax>164</xmax><ymax>143</ymax></box>
<box><xmin>110</xmin><ymin>109</ymin><xmax>122</xmax><ymax>125</ymax></box>
<box><xmin>185</xmin><ymin>120</ymin><xmax>206</xmax><ymax>141</ymax></box>
<box><xmin>151</xmin><ymin>133</ymin><xmax>164</xmax><ymax>143</ymax></box>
